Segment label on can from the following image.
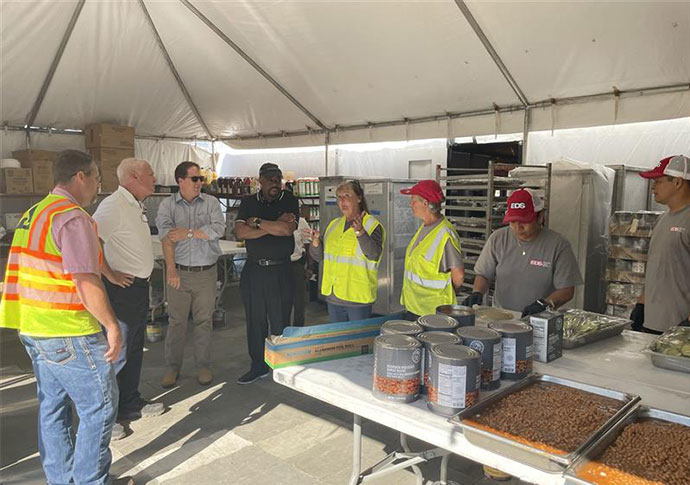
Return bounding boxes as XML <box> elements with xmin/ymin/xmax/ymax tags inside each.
<box><xmin>502</xmin><ymin>337</ymin><xmax>516</xmax><ymax>373</ymax></box>
<box><xmin>437</xmin><ymin>362</ymin><xmax>467</xmax><ymax>408</ymax></box>
<box><xmin>525</xmin><ymin>344</ymin><xmax>533</xmax><ymax>359</ymax></box>
<box><xmin>632</xmin><ymin>261</ymin><xmax>645</xmax><ymax>273</ymax></box>
<box><xmin>492</xmin><ymin>342</ymin><xmax>502</xmax><ymax>381</ymax></box>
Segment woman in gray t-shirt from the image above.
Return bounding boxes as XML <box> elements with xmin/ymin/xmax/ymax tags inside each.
<box><xmin>463</xmin><ymin>188</ymin><xmax>583</xmax><ymax>316</ymax></box>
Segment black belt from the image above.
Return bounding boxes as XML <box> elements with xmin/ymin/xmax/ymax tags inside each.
<box><xmin>250</xmin><ymin>258</ymin><xmax>291</xmax><ymax>267</ymax></box>
<box><xmin>175</xmin><ymin>263</ymin><xmax>216</xmax><ymax>272</ymax></box>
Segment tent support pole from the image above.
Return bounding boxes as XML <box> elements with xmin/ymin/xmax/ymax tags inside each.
<box><xmin>324</xmin><ymin>132</ymin><xmax>330</xmax><ymax>176</ymax></box>
<box><xmin>139</xmin><ymin>0</ymin><xmax>214</xmax><ymax>139</ymax></box>
<box><xmin>25</xmin><ymin>0</ymin><xmax>86</xmax><ymax>129</ymax></box>
<box><xmin>453</xmin><ymin>0</ymin><xmax>529</xmax><ymax>107</ymax></box>
<box><xmin>522</xmin><ymin>107</ymin><xmax>530</xmax><ymax>164</ymax></box>
<box><xmin>180</xmin><ymin>0</ymin><xmax>329</xmax><ymax>132</ymax></box>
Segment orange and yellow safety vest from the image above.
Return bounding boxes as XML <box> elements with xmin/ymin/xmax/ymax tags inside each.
<box><xmin>0</xmin><ymin>194</ymin><xmax>102</xmax><ymax>337</ymax></box>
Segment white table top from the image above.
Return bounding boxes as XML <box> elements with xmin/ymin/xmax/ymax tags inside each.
<box><xmin>151</xmin><ymin>236</ymin><xmax>246</xmax><ymax>260</ymax></box>
<box><xmin>273</xmin><ymin>330</ymin><xmax>690</xmax><ymax>485</ymax></box>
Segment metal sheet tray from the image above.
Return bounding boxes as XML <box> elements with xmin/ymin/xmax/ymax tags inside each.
<box><xmin>564</xmin><ymin>406</ymin><xmax>690</xmax><ymax>484</ymax></box>
<box><xmin>645</xmin><ymin>327</ymin><xmax>690</xmax><ymax>373</ymax></box>
<box><xmin>563</xmin><ymin>320</ymin><xmax>629</xmax><ymax>349</ymax></box>
<box><xmin>449</xmin><ymin>374</ymin><xmax>640</xmax><ymax>472</ymax></box>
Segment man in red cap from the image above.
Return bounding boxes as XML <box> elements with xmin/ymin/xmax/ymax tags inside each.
<box><xmin>631</xmin><ymin>155</ymin><xmax>690</xmax><ymax>333</ymax></box>
<box><xmin>465</xmin><ymin>188</ymin><xmax>582</xmax><ymax>316</ymax></box>
<box><xmin>399</xmin><ymin>180</ymin><xmax>464</xmax><ymax>319</ymax></box>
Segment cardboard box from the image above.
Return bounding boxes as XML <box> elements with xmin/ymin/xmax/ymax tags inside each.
<box><xmin>0</xmin><ymin>168</ymin><xmax>33</xmax><ymax>194</ymax></box>
<box><xmin>26</xmin><ymin>160</ymin><xmax>54</xmax><ymax>194</ymax></box>
<box><xmin>265</xmin><ymin>313</ymin><xmax>403</xmax><ymax>369</ymax></box>
<box><xmin>530</xmin><ymin>310</ymin><xmax>564</xmax><ymax>363</ymax></box>
<box><xmin>12</xmin><ymin>149</ymin><xmax>58</xmax><ymax>163</ymax></box>
<box><xmin>88</xmin><ymin>147</ymin><xmax>135</xmax><ymax>163</ymax></box>
<box><xmin>100</xmin><ymin>169</ymin><xmax>119</xmax><ymax>193</ymax></box>
<box><xmin>85</xmin><ymin>123</ymin><xmax>135</xmax><ymax>149</ymax></box>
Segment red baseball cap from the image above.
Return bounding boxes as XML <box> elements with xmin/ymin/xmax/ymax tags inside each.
<box><xmin>400</xmin><ymin>180</ymin><xmax>444</xmax><ymax>204</ymax></box>
<box><xmin>503</xmin><ymin>188</ymin><xmax>545</xmax><ymax>223</ymax></box>
<box><xmin>639</xmin><ymin>155</ymin><xmax>690</xmax><ymax>180</ymax></box>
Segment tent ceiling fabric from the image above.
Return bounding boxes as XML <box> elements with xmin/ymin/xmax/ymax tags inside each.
<box><xmin>1</xmin><ymin>0</ymin><xmax>689</xmax><ymax>148</ymax></box>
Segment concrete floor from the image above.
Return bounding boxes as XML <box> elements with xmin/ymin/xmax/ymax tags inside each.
<box><xmin>0</xmin><ymin>285</ymin><xmax>525</xmax><ymax>485</ymax></box>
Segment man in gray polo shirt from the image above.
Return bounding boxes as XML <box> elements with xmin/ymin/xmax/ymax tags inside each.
<box><xmin>631</xmin><ymin>155</ymin><xmax>690</xmax><ymax>333</ymax></box>
<box><xmin>465</xmin><ymin>188</ymin><xmax>583</xmax><ymax>315</ymax></box>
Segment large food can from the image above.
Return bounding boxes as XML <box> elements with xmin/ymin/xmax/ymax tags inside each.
<box><xmin>488</xmin><ymin>321</ymin><xmax>533</xmax><ymax>380</ymax></box>
<box><xmin>372</xmin><ymin>335</ymin><xmax>422</xmax><ymax>403</ymax></box>
<box><xmin>417</xmin><ymin>314</ymin><xmax>458</xmax><ymax>333</ymax></box>
<box><xmin>457</xmin><ymin>326</ymin><xmax>502</xmax><ymax>390</ymax></box>
<box><xmin>417</xmin><ymin>331</ymin><xmax>462</xmax><ymax>394</ymax></box>
<box><xmin>426</xmin><ymin>344</ymin><xmax>481</xmax><ymax>416</ymax></box>
<box><xmin>380</xmin><ymin>320</ymin><xmax>423</xmax><ymax>337</ymax></box>
<box><xmin>436</xmin><ymin>304</ymin><xmax>476</xmax><ymax>327</ymax></box>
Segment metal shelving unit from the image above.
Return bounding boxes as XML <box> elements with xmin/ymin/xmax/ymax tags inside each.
<box><xmin>436</xmin><ymin>161</ymin><xmax>552</xmax><ymax>301</ymax></box>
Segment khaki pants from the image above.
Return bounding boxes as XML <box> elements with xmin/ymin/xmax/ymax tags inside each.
<box><xmin>165</xmin><ymin>265</ymin><xmax>217</xmax><ymax>370</ymax></box>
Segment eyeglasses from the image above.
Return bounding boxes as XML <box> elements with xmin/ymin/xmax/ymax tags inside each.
<box><xmin>188</xmin><ymin>176</ymin><xmax>205</xmax><ymax>183</ymax></box>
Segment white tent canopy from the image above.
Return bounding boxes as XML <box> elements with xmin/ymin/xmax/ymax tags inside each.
<box><xmin>2</xmin><ymin>1</ymin><xmax>689</xmax><ymax>150</ymax></box>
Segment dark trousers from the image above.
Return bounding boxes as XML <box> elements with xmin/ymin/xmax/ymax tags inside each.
<box><xmin>104</xmin><ymin>277</ymin><xmax>149</xmax><ymax>411</ymax></box>
<box><xmin>241</xmin><ymin>262</ymin><xmax>294</xmax><ymax>372</ymax></box>
<box><xmin>291</xmin><ymin>258</ymin><xmax>306</xmax><ymax>327</ymax></box>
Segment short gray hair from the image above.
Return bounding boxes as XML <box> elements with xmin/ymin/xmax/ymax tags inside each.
<box><xmin>117</xmin><ymin>158</ymin><xmax>148</xmax><ymax>183</ymax></box>
<box><xmin>428</xmin><ymin>202</ymin><xmax>442</xmax><ymax>215</ymax></box>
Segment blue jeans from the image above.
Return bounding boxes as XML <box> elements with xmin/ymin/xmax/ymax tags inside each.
<box><xmin>20</xmin><ymin>333</ymin><xmax>118</xmax><ymax>485</ymax></box>
<box><xmin>327</xmin><ymin>303</ymin><xmax>373</xmax><ymax>323</ymax></box>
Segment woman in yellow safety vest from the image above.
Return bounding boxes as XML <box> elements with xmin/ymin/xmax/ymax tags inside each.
<box><xmin>307</xmin><ymin>180</ymin><xmax>385</xmax><ymax>322</ymax></box>
<box><xmin>400</xmin><ymin>180</ymin><xmax>465</xmax><ymax>320</ymax></box>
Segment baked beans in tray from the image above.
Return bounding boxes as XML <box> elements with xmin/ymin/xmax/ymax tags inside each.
<box><xmin>565</xmin><ymin>406</ymin><xmax>690</xmax><ymax>485</ymax></box>
<box><xmin>448</xmin><ymin>374</ymin><xmax>640</xmax><ymax>472</ymax></box>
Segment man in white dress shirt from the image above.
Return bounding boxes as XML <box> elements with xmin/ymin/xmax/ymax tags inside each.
<box><xmin>94</xmin><ymin>159</ymin><xmax>164</xmax><ymax>439</ymax></box>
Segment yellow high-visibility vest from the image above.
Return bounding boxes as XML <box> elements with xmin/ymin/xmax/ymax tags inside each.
<box><xmin>0</xmin><ymin>194</ymin><xmax>102</xmax><ymax>337</ymax></box>
<box><xmin>401</xmin><ymin>217</ymin><xmax>461</xmax><ymax>316</ymax></box>
<box><xmin>321</xmin><ymin>213</ymin><xmax>385</xmax><ymax>304</ymax></box>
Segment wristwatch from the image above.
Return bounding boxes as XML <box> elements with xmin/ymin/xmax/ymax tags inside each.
<box><xmin>254</xmin><ymin>218</ymin><xmax>262</xmax><ymax>229</ymax></box>
<box><xmin>186</xmin><ymin>229</ymin><xmax>194</xmax><ymax>239</ymax></box>
<box><xmin>354</xmin><ymin>230</ymin><xmax>362</xmax><ymax>236</ymax></box>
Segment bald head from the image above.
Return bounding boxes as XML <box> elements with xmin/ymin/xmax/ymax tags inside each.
<box><xmin>117</xmin><ymin>158</ymin><xmax>156</xmax><ymax>201</ymax></box>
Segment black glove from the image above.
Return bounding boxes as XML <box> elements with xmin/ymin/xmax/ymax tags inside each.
<box><xmin>462</xmin><ymin>292</ymin><xmax>484</xmax><ymax>307</ymax></box>
<box><xmin>679</xmin><ymin>317</ymin><xmax>690</xmax><ymax>328</ymax></box>
<box><xmin>630</xmin><ymin>303</ymin><xmax>645</xmax><ymax>331</ymax></box>
<box><xmin>521</xmin><ymin>299</ymin><xmax>548</xmax><ymax>317</ymax></box>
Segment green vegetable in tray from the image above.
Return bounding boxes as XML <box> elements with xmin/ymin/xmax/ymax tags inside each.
<box><xmin>563</xmin><ymin>310</ymin><xmax>627</xmax><ymax>340</ymax></box>
<box><xmin>651</xmin><ymin>326</ymin><xmax>690</xmax><ymax>359</ymax></box>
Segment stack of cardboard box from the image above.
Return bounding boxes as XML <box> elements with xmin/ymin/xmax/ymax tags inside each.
<box><xmin>9</xmin><ymin>149</ymin><xmax>58</xmax><ymax>194</ymax></box>
<box><xmin>85</xmin><ymin>123</ymin><xmax>135</xmax><ymax>193</ymax></box>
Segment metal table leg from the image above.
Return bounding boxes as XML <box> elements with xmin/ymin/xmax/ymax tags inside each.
<box><xmin>348</xmin><ymin>414</ymin><xmax>362</xmax><ymax>485</ymax></box>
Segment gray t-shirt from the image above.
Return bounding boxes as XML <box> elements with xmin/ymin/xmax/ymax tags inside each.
<box><xmin>474</xmin><ymin>226</ymin><xmax>583</xmax><ymax>312</ymax></box>
<box><xmin>644</xmin><ymin>204</ymin><xmax>690</xmax><ymax>332</ymax></box>
<box><xmin>407</xmin><ymin>218</ymin><xmax>464</xmax><ymax>272</ymax></box>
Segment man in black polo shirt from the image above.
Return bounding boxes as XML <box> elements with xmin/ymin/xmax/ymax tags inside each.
<box><xmin>235</xmin><ymin>162</ymin><xmax>299</xmax><ymax>384</ymax></box>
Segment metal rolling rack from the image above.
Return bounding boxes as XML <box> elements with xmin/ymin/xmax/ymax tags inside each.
<box><xmin>436</xmin><ymin>161</ymin><xmax>552</xmax><ymax>301</ymax></box>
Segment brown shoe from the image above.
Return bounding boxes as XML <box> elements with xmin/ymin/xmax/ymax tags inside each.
<box><xmin>197</xmin><ymin>368</ymin><xmax>212</xmax><ymax>385</ymax></box>
<box><xmin>161</xmin><ymin>369</ymin><xmax>179</xmax><ymax>388</ymax></box>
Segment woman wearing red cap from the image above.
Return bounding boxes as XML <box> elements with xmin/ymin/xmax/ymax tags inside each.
<box><xmin>464</xmin><ymin>188</ymin><xmax>583</xmax><ymax>316</ymax></box>
<box><xmin>400</xmin><ymin>180</ymin><xmax>465</xmax><ymax>319</ymax></box>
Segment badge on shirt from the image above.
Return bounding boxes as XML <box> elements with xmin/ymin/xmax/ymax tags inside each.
<box><xmin>529</xmin><ymin>259</ymin><xmax>552</xmax><ymax>268</ymax></box>
<box><xmin>670</xmin><ymin>226</ymin><xmax>686</xmax><ymax>233</ymax></box>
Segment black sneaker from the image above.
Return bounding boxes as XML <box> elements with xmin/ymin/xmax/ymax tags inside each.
<box><xmin>236</xmin><ymin>368</ymin><xmax>270</xmax><ymax>385</ymax></box>
<box><xmin>118</xmin><ymin>398</ymin><xmax>165</xmax><ymax>421</ymax></box>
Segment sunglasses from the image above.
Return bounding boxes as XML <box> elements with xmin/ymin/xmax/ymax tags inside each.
<box><xmin>187</xmin><ymin>176</ymin><xmax>205</xmax><ymax>183</ymax></box>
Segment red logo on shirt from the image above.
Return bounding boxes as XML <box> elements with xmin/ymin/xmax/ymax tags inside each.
<box><xmin>670</xmin><ymin>226</ymin><xmax>686</xmax><ymax>233</ymax></box>
<box><xmin>530</xmin><ymin>259</ymin><xmax>551</xmax><ymax>268</ymax></box>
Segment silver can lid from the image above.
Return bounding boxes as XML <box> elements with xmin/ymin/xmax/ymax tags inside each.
<box><xmin>488</xmin><ymin>320</ymin><xmax>533</xmax><ymax>335</ymax></box>
<box><xmin>417</xmin><ymin>331</ymin><xmax>462</xmax><ymax>346</ymax></box>
<box><xmin>436</xmin><ymin>304</ymin><xmax>475</xmax><ymax>318</ymax></box>
<box><xmin>430</xmin><ymin>343</ymin><xmax>480</xmax><ymax>361</ymax></box>
<box><xmin>375</xmin><ymin>334</ymin><xmax>422</xmax><ymax>350</ymax></box>
<box><xmin>457</xmin><ymin>326</ymin><xmax>501</xmax><ymax>340</ymax></box>
<box><xmin>380</xmin><ymin>320</ymin><xmax>423</xmax><ymax>335</ymax></box>
<box><xmin>417</xmin><ymin>314</ymin><xmax>458</xmax><ymax>330</ymax></box>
